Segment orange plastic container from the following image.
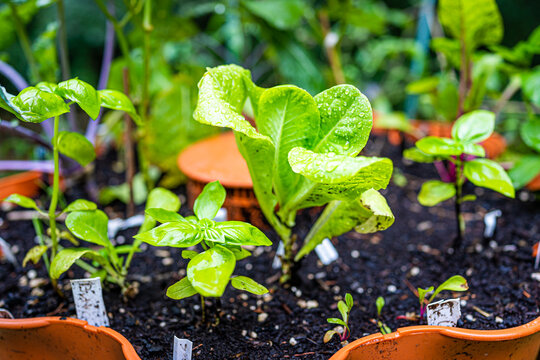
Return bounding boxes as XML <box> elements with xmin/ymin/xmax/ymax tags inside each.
<box><xmin>330</xmin><ymin>316</ymin><xmax>540</xmax><ymax>360</ymax></box>
<box><xmin>0</xmin><ymin>171</ymin><xmax>42</xmax><ymax>201</ymax></box>
<box><xmin>0</xmin><ymin>317</ymin><xmax>141</xmax><ymax>360</ymax></box>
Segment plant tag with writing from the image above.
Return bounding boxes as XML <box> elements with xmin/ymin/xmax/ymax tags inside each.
<box><xmin>173</xmin><ymin>336</ymin><xmax>192</xmax><ymax>360</ymax></box>
<box><xmin>71</xmin><ymin>278</ymin><xmax>109</xmax><ymax>327</ymax></box>
<box><xmin>315</xmin><ymin>238</ymin><xmax>339</xmax><ymax>265</ymax></box>
<box><xmin>272</xmin><ymin>241</ymin><xmax>285</xmax><ymax>269</ymax></box>
<box><xmin>427</xmin><ymin>298</ymin><xmax>461</xmax><ymax>327</ymax></box>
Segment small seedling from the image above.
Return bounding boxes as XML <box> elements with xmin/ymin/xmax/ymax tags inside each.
<box><xmin>416</xmin><ymin>275</ymin><xmax>468</xmax><ymax>318</ymax></box>
<box><xmin>135</xmin><ymin>181</ymin><xmax>272</xmax><ymax>321</ymax></box>
<box><xmin>324</xmin><ymin>293</ymin><xmax>354</xmax><ymax>343</ymax></box>
<box><xmin>404</xmin><ymin>110</ymin><xmax>515</xmax><ymax>248</ymax></box>
<box><xmin>376</xmin><ymin>296</ymin><xmax>391</xmax><ymax>335</ymax></box>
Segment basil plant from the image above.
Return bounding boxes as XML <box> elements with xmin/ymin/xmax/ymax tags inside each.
<box><xmin>193</xmin><ymin>65</ymin><xmax>395</xmax><ymax>283</ymax></box>
<box><xmin>47</xmin><ymin>187</ymin><xmax>179</xmax><ymax>296</ymax></box>
<box><xmin>1</xmin><ymin>79</ymin><xmax>138</xmax><ymax>292</ymax></box>
<box><xmin>404</xmin><ymin>110</ymin><xmax>515</xmax><ymax>247</ymax></box>
<box><xmin>135</xmin><ymin>181</ymin><xmax>272</xmax><ymax>312</ymax></box>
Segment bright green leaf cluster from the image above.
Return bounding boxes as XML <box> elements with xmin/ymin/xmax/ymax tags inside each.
<box><xmin>135</xmin><ymin>181</ymin><xmax>271</xmax><ymax>299</ymax></box>
<box><xmin>404</xmin><ymin>110</ymin><xmax>515</xmax><ymax>207</ymax></box>
<box><xmin>193</xmin><ymin>65</ymin><xmax>394</xmax><ymax>275</ymax></box>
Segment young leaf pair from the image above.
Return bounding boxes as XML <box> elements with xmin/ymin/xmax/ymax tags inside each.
<box><xmin>404</xmin><ymin>110</ymin><xmax>515</xmax><ymax>247</ymax></box>
<box><xmin>324</xmin><ymin>293</ymin><xmax>354</xmax><ymax>343</ymax></box>
<box><xmin>135</xmin><ymin>181</ymin><xmax>271</xmax><ymax>302</ymax></box>
<box><xmin>416</xmin><ymin>275</ymin><xmax>468</xmax><ymax>318</ymax></box>
<box><xmin>194</xmin><ymin>64</ymin><xmax>395</xmax><ymax>283</ymax></box>
<box><xmin>375</xmin><ymin>296</ymin><xmax>391</xmax><ymax>335</ymax></box>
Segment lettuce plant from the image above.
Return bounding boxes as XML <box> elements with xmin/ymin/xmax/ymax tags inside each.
<box><xmin>193</xmin><ymin>64</ymin><xmax>395</xmax><ymax>283</ymax></box>
<box><xmin>324</xmin><ymin>293</ymin><xmax>354</xmax><ymax>344</ymax></box>
<box><xmin>1</xmin><ymin>79</ymin><xmax>138</xmax><ymax>291</ymax></box>
<box><xmin>48</xmin><ymin>187</ymin><xmax>179</xmax><ymax>296</ymax></box>
<box><xmin>135</xmin><ymin>181</ymin><xmax>272</xmax><ymax>319</ymax></box>
<box><xmin>416</xmin><ymin>275</ymin><xmax>468</xmax><ymax>318</ymax></box>
<box><xmin>404</xmin><ymin>110</ymin><xmax>515</xmax><ymax>247</ymax></box>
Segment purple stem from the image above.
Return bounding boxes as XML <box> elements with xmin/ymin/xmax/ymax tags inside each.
<box><xmin>434</xmin><ymin>160</ymin><xmax>452</xmax><ymax>183</ymax></box>
<box><xmin>0</xmin><ymin>60</ymin><xmax>54</xmax><ymax>139</ymax></box>
<box><xmin>0</xmin><ymin>160</ymin><xmax>54</xmax><ymax>173</ymax></box>
<box><xmin>86</xmin><ymin>1</ymin><xmax>115</xmax><ymax>144</ymax></box>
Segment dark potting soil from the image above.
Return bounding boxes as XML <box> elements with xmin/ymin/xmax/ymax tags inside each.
<box><xmin>0</xmin><ymin>136</ymin><xmax>539</xmax><ymax>360</ymax></box>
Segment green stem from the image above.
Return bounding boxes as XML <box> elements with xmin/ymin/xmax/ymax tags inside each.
<box><xmin>201</xmin><ymin>294</ymin><xmax>206</xmax><ymax>323</ymax></box>
<box><xmin>8</xmin><ymin>1</ymin><xmax>39</xmax><ymax>83</ymax></box>
<box><xmin>453</xmin><ymin>159</ymin><xmax>464</xmax><ymax>248</ymax></box>
<box><xmin>32</xmin><ymin>218</ymin><xmax>50</xmax><ymax>272</ymax></box>
<box><xmin>141</xmin><ymin>0</ymin><xmax>152</xmax><ymax>121</ymax></box>
<box><xmin>123</xmin><ymin>238</ymin><xmax>140</xmax><ymax>274</ymax></box>
<box><xmin>56</xmin><ymin>0</ymin><xmax>71</xmax><ymax>81</ymax></box>
<box><xmin>49</xmin><ymin>116</ymin><xmax>60</xmax><ymax>258</ymax></box>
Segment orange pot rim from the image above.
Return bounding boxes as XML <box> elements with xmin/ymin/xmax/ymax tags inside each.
<box><xmin>331</xmin><ymin>316</ymin><xmax>540</xmax><ymax>359</ymax></box>
<box><xmin>0</xmin><ymin>316</ymin><xmax>140</xmax><ymax>359</ymax></box>
<box><xmin>0</xmin><ymin>170</ymin><xmax>42</xmax><ymax>187</ymax></box>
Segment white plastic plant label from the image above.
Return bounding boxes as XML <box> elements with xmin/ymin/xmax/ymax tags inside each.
<box><xmin>108</xmin><ymin>214</ymin><xmax>145</xmax><ymax>238</ymax></box>
<box><xmin>213</xmin><ymin>208</ymin><xmax>228</xmax><ymax>222</ymax></box>
<box><xmin>272</xmin><ymin>241</ymin><xmax>285</xmax><ymax>269</ymax></box>
<box><xmin>70</xmin><ymin>278</ymin><xmax>109</xmax><ymax>327</ymax></box>
<box><xmin>173</xmin><ymin>336</ymin><xmax>193</xmax><ymax>360</ymax></box>
<box><xmin>426</xmin><ymin>298</ymin><xmax>461</xmax><ymax>327</ymax></box>
<box><xmin>483</xmin><ymin>209</ymin><xmax>501</xmax><ymax>238</ymax></box>
<box><xmin>314</xmin><ymin>238</ymin><xmax>339</xmax><ymax>265</ymax></box>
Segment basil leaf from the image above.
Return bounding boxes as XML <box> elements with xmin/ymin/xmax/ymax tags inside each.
<box><xmin>50</xmin><ymin>248</ymin><xmax>103</xmax><ymax>279</ymax></box>
<box><xmin>230</xmin><ymin>276</ymin><xmax>268</xmax><ymax>295</ymax></box>
<box><xmin>57</xmin><ymin>131</ymin><xmax>96</xmax><ymax>166</ymax></box>
<box><xmin>418</xmin><ymin>180</ymin><xmax>456</xmax><ymax>207</ymax></box>
<box><xmin>463</xmin><ymin>159</ymin><xmax>515</xmax><ymax>198</ymax></box>
<box><xmin>166</xmin><ymin>277</ymin><xmax>198</xmax><ymax>300</ymax></box>
<box><xmin>194</xmin><ymin>181</ymin><xmax>226</xmax><ymax>220</ymax></box>
<box><xmin>56</xmin><ymin>79</ymin><xmax>100</xmax><ymax>120</ymax></box>
<box><xmin>416</xmin><ymin>136</ymin><xmax>463</xmax><ymax>156</ymax></box>
<box><xmin>187</xmin><ymin>246</ymin><xmax>236</xmax><ymax>297</ymax></box>
<box><xmin>63</xmin><ymin>199</ymin><xmax>97</xmax><ymax>213</ymax></box>
<box><xmin>98</xmin><ymin>89</ymin><xmax>141</xmax><ymax>125</ymax></box>
<box><xmin>214</xmin><ymin>221</ymin><xmax>272</xmax><ymax>246</ymax></box>
<box><xmin>139</xmin><ymin>187</ymin><xmax>181</xmax><ymax>233</ymax></box>
<box><xmin>134</xmin><ymin>221</ymin><xmax>203</xmax><ymax>247</ymax></box>
<box><xmin>11</xmin><ymin>87</ymin><xmax>69</xmax><ymax>123</ymax></box>
<box><xmin>3</xmin><ymin>194</ymin><xmax>41</xmax><ymax>212</ymax></box>
<box><xmin>145</xmin><ymin>208</ymin><xmax>184</xmax><ymax>223</ymax></box>
<box><xmin>65</xmin><ymin>210</ymin><xmax>111</xmax><ymax>247</ymax></box>
<box><xmin>451</xmin><ymin>110</ymin><xmax>494</xmax><ymax>144</ymax></box>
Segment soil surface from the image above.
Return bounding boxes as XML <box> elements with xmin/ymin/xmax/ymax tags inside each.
<box><xmin>1</xmin><ymin>136</ymin><xmax>539</xmax><ymax>360</ymax></box>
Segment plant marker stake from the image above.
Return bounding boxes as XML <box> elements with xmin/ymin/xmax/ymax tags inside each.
<box><xmin>426</xmin><ymin>298</ymin><xmax>461</xmax><ymax>327</ymax></box>
<box><xmin>272</xmin><ymin>241</ymin><xmax>285</xmax><ymax>269</ymax></box>
<box><xmin>0</xmin><ymin>308</ymin><xmax>14</xmax><ymax>319</ymax></box>
<box><xmin>70</xmin><ymin>278</ymin><xmax>109</xmax><ymax>327</ymax></box>
<box><xmin>483</xmin><ymin>209</ymin><xmax>501</xmax><ymax>239</ymax></box>
<box><xmin>0</xmin><ymin>236</ymin><xmax>18</xmax><ymax>267</ymax></box>
<box><xmin>213</xmin><ymin>208</ymin><xmax>228</xmax><ymax>222</ymax></box>
<box><xmin>108</xmin><ymin>214</ymin><xmax>145</xmax><ymax>238</ymax></box>
<box><xmin>173</xmin><ymin>336</ymin><xmax>192</xmax><ymax>360</ymax></box>
<box><xmin>314</xmin><ymin>238</ymin><xmax>339</xmax><ymax>265</ymax></box>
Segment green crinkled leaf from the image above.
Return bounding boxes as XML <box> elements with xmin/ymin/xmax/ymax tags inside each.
<box><xmin>194</xmin><ymin>181</ymin><xmax>226</xmax><ymax>220</ymax></box>
<box><xmin>520</xmin><ymin>119</ymin><xmax>540</xmax><ymax>153</ymax></box>
<box><xmin>98</xmin><ymin>89</ymin><xmax>141</xmax><ymax>125</ymax></box>
<box><xmin>230</xmin><ymin>276</ymin><xmax>268</xmax><ymax>295</ymax></box>
<box><xmin>416</xmin><ymin>136</ymin><xmax>462</xmax><ymax>156</ymax></box>
<box><xmin>295</xmin><ymin>189</ymin><xmax>394</xmax><ymax>261</ymax></box>
<box><xmin>509</xmin><ymin>155</ymin><xmax>540</xmax><ymax>189</ymax></box>
<box><xmin>257</xmin><ymin>85</ymin><xmax>319</xmax><ymax>205</ymax></box>
<box><xmin>0</xmin><ymin>85</ymin><xmax>20</xmax><ymax>118</ymax></box>
<box><xmin>56</xmin><ymin>79</ymin><xmax>100</xmax><ymax>120</ymax></box>
<box><xmin>464</xmin><ymin>159</ymin><xmax>515</xmax><ymax>198</ymax></box>
<box><xmin>50</xmin><ymin>248</ymin><xmax>103</xmax><ymax>279</ymax></box>
<box><xmin>35</xmin><ymin>82</ymin><xmax>58</xmax><ymax>93</ymax></box>
<box><xmin>243</xmin><ymin>0</ymin><xmax>306</xmax><ymax>30</ymax></box>
<box><xmin>63</xmin><ymin>199</ymin><xmax>97</xmax><ymax>213</ymax></box>
<box><xmin>3</xmin><ymin>194</ymin><xmax>41</xmax><ymax>212</ymax></box>
<box><xmin>312</xmin><ymin>84</ymin><xmax>373</xmax><ymax>156</ymax></box>
<box><xmin>57</xmin><ymin>131</ymin><xmax>96</xmax><ymax>166</ymax></box>
<box><xmin>65</xmin><ymin>210</ymin><xmax>111</xmax><ymax>247</ymax></box>
<box><xmin>139</xmin><ymin>187</ymin><xmax>181</xmax><ymax>233</ymax></box>
<box><xmin>438</xmin><ymin>0</ymin><xmax>503</xmax><ymax>52</ymax></box>
<box><xmin>166</xmin><ymin>277</ymin><xmax>198</xmax><ymax>300</ymax></box>
<box><xmin>187</xmin><ymin>246</ymin><xmax>236</xmax><ymax>297</ymax></box>
<box><xmin>193</xmin><ymin>64</ymin><xmax>267</xmax><ymax>141</ymax></box>
<box><xmin>287</xmin><ymin>147</ymin><xmax>393</xmax><ymax>209</ymax></box>
<box><xmin>22</xmin><ymin>245</ymin><xmax>48</xmax><ymax>267</ymax></box>
<box><xmin>214</xmin><ymin>221</ymin><xmax>272</xmax><ymax>246</ymax></box>
<box><xmin>451</xmin><ymin>110</ymin><xmax>494</xmax><ymax>144</ymax></box>
<box><xmin>11</xmin><ymin>87</ymin><xmax>69</xmax><ymax>123</ymax></box>
<box><xmin>134</xmin><ymin>221</ymin><xmax>202</xmax><ymax>247</ymax></box>
<box><xmin>418</xmin><ymin>180</ymin><xmax>456</xmax><ymax>207</ymax></box>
